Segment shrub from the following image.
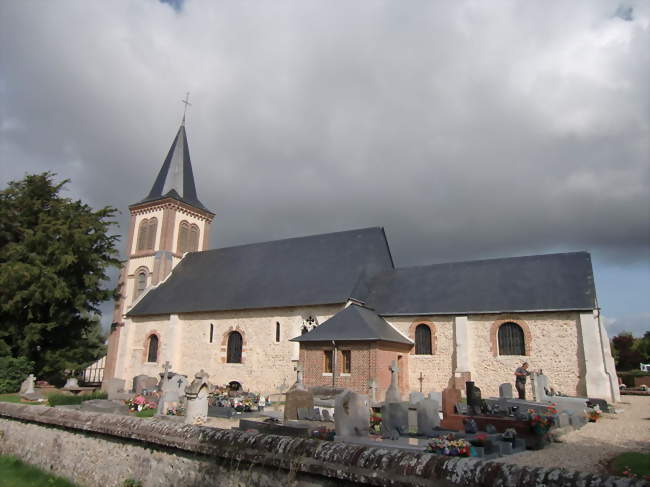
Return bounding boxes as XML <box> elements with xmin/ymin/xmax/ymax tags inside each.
<box><xmin>47</xmin><ymin>391</ymin><xmax>107</xmax><ymax>406</ymax></box>
<box><xmin>0</xmin><ymin>356</ymin><xmax>34</xmax><ymax>394</ymax></box>
<box><xmin>617</xmin><ymin>370</ymin><xmax>650</xmax><ymax>387</ymax></box>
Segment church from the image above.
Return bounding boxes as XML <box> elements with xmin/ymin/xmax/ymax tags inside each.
<box><xmin>104</xmin><ymin>121</ymin><xmax>620</xmax><ymax>404</ymax></box>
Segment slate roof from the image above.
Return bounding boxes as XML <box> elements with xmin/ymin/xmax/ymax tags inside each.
<box><xmin>359</xmin><ymin>251</ymin><xmax>597</xmax><ymax>316</ymax></box>
<box><xmin>134</xmin><ymin>124</ymin><xmax>212</xmax><ymax>213</ymax></box>
<box><xmin>127</xmin><ymin>227</ymin><xmax>395</xmax><ymax>316</ymax></box>
<box><xmin>290</xmin><ymin>304</ymin><xmax>412</xmax><ymax>344</ymax></box>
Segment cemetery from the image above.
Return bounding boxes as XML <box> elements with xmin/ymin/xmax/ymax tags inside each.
<box><xmin>2</xmin><ymin>360</ymin><xmax>648</xmax><ymax>487</ymax></box>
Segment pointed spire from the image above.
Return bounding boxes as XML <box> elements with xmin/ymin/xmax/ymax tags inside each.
<box><xmin>135</xmin><ymin>124</ymin><xmax>211</xmax><ymax>213</ymax></box>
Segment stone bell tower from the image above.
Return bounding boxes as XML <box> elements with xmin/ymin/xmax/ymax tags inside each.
<box><xmin>103</xmin><ymin>117</ymin><xmax>214</xmax><ymax>384</ymax></box>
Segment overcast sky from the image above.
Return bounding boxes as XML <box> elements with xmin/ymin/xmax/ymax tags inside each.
<box><xmin>1</xmin><ymin>0</ymin><xmax>648</xmax><ymax>337</ymax></box>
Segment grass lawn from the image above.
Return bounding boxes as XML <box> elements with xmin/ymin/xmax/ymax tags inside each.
<box><xmin>135</xmin><ymin>408</ymin><xmax>155</xmax><ymax>418</ymax></box>
<box><xmin>610</xmin><ymin>452</ymin><xmax>650</xmax><ymax>478</ymax></box>
<box><xmin>0</xmin><ymin>394</ymin><xmax>23</xmax><ymax>404</ymax></box>
<box><xmin>0</xmin><ymin>393</ymin><xmax>45</xmax><ymax>406</ymax></box>
<box><xmin>0</xmin><ymin>455</ymin><xmax>77</xmax><ymax>486</ymax></box>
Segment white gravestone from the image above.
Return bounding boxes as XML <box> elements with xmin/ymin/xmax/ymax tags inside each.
<box><xmin>185</xmin><ymin>370</ymin><xmax>211</xmax><ymax>424</ymax></box>
<box><xmin>335</xmin><ymin>391</ymin><xmax>369</xmax><ymax>437</ymax></box>
<box><xmin>416</xmin><ymin>395</ymin><xmax>440</xmax><ymax>436</ymax></box>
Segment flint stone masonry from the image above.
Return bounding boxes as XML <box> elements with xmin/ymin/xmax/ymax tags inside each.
<box><xmin>0</xmin><ymin>403</ymin><xmax>643</xmax><ymax>487</ymax></box>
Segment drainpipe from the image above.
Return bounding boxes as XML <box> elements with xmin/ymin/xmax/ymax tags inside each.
<box><xmin>332</xmin><ymin>340</ymin><xmax>337</xmax><ymax>388</ymax></box>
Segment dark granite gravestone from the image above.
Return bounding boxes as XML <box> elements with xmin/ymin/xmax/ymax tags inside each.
<box><xmin>465</xmin><ymin>381</ymin><xmax>483</xmax><ymax>415</ymax></box>
<box><xmin>284</xmin><ymin>389</ymin><xmax>314</xmax><ymax>421</ymax></box>
<box><xmin>208</xmin><ymin>406</ymin><xmax>234</xmax><ymax>418</ymax></box>
<box><xmin>133</xmin><ymin>375</ymin><xmax>158</xmax><ymax>395</ymax></box>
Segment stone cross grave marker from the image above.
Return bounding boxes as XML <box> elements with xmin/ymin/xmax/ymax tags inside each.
<box><xmin>289</xmin><ymin>363</ymin><xmax>306</xmax><ymax>391</ymax></box>
<box><xmin>384</xmin><ymin>360</ymin><xmax>401</xmax><ymax>403</ymax></box>
<box><xmin>368</xmin><ymin>379</ymin><xmax>377</xmax><ymax>403</ymax></box>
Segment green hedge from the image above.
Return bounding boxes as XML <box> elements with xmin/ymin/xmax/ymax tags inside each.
<box><xmin>47</xmin><ymin>391</ymin><xmax>108</xmax><ymax>406</ymax></box>
<box><xmin>618</xmin><ymin>370</ymin><xmax>650</xmax><ymax>387</ymax></box>
<box><xmin>0</xmin><ymin>356</ymin><xmax>34</xmax><ymax>394</ymax></box>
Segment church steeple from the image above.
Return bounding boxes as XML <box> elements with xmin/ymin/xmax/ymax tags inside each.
<box><xmin>136</xmin><ymin>124</ymin><xmax>210</xmax><ymax>212</ymax></box>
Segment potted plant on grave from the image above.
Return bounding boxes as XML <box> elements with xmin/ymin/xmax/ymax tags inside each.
<box><xmin>586</xmin><ymin>405</ymin><xmax>602</xmax><ymax>422</ymax></box>
<box><xmin>370</xmin><ymin>412</ymin><xmax>382</xmax><ymax>434</ymax></box>
<box><xmin>469</xmin><ymin>433</ymin><xmax>490</xmax><ymax>448</ymax></box>
<box><xmin>529</xmin><ymin>409</ymin><xmax>554</xmax><ymax>436</ymax></box>
<box><xmin>427</xmin><ymin>434</ymin><xmax>471</xmax><ymax>457</ymax></box>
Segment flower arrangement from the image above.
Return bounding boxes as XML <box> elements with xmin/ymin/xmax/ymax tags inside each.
<box><xmin>427</xmin><ymin>434</ymin><xmax>471</xmax><ymax>457</ymax></box>
<box><xmin>311</xmin><ymin>426</ymin><xmax>335</xmax><ymax>441</ymax></box>
<box><xmin>370</xmin><ymin>413</ymin><xmax>382</xmax><ymax>434</ymax></box>
<box><xmin>125</xmin><ymin>395</ymin><xmax>156</xmax><ymax>413</ymax></box>
<box><xmin>528</xmin><ymin>408</ymin><xmax>555</xmax><ymax>435</ymax></box>
<box><xmin>586</xmin><ymin>405</ymin><xmax>601</xmax><ymax>422</ymax></box>
<box><xmin>469</xmin><ymin>433</ymin><xmax>489</xmax><ymax>447</ymax></box>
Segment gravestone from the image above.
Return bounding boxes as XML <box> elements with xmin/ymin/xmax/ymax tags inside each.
<box><xmin>284</xmin><ymin>388</ymin><xmax>314</xmax><ymax>421</ymax></box>
<box><xmin>409</xmin><ymin>392</ymin><xmax>425</xmax><ymax>405</ymax></box>
<box><xmin>532</xmin><ymin>373</ymin><xmax>548</xmax><ymax>402</ymax></box>
<box><xmin>416</xmin><ymin>395</ymin><xmax>440</xmax><ymax>436</ymax></box>
<box><xmin>103</xmin><ymin>378</ymin><xmax>128</xmax><ymax>400</ymax></box>
<box><xmin>381</xmin><ymin>402</ymin><xmax>409</xmax><ymax>440</ymax></box>
<box><xmin>384</xmin><ymin>361</ymin><xmax>402</xmax><ymax>403</ymax></box>
<box><xmin>465</xmin><ymin>381</ymin><xmax>482</xmax><ymax>415</ymax></box>
<box><xmin>335</xmin><ymin>391</ymin><xmax>369</xmax><ymax>437</ymax></box>
<box><xmin>133</xmin><ymin>375</ymin><xmax>158</xmax><ymax>394</ymax></box>
<box><xmin>499</xmin><ymin>383</ymin><xmax>513</xmax><ymax>399</ymax></box>
<box><xmin>427</xmin><ymin>391</ymin><xmax>442</xmax><ymax>409</ymax></box>
<box><xmin>288</xmin><ymin>363</ymin><xmax>306</xmax><ymax>392</ymax></box>
<box><xmin>368</xmin><ymin>379</ymin><xmax>378</xmax><ymax>403</ymax></box>
<box><xmin>557</xmin><ymin>412</ymin><xmax>570</xmax><ymax>428</ymax></box>
<box><xmin>185</xmin><ymin>370</ymin><xmax>211</xmax><ymax>424</ymax></box>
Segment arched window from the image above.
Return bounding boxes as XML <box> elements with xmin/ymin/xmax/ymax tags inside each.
<box><xmin>498</xmin><ymin>322</ymin><xmax>525</xmax><ymax>355</ymax></box>
<box><xmin>275</xmin><ymin>322</ymin><xmax>281</xmax><ymax>342</ymax></box>
<box><xmin>227</xmin><ymin>331</ymin><xmax>243</xmax><ymax>363</ymax></box>
<box><xmin>134</xmin><ymin>270</ymin><xmax>147</xmax><ymax>299</ymax></box>
<box><xmin>136</xmin><ymin>218</ymin><xmax>157</xmax><ymax>251</ymax></box>
<box><xmin>415</xmin><ymin>324</ymin><xmax>432</xmax><ymax>355</ymax></box>
<box><xmin>147</xmin><ymin>335</ymin><xmax>159</xmax><ymax>363</ymax></box>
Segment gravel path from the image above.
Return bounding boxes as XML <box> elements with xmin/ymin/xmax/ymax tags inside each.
<box><xmin>495</xmin><ymin>395</ymin><xmax>650</xmax><ymax>474</ymax></box>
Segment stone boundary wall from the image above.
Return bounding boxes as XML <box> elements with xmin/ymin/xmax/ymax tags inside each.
<box><xmin>0</xmin><ymin>403</ymin><xmax>643</xmax><ymax>487</ymax></box>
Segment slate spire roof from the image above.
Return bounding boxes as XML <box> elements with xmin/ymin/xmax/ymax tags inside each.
<box><xmin>134</xmin><ymin>123</ymin><xmax>211</xmax><ymax>212</ymax></box>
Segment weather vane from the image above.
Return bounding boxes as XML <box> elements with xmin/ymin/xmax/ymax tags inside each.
<box><xmin>181</xmin><ymin>92</ymin><xmax>192</xmax><ymax>125</ymax></box>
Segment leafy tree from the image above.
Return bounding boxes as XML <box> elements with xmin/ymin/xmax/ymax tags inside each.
<box><xmin>611</xmin><ymin>332</ymin><xmax>643</xmax><ymax>371</ymax></box>
<box><xmin>0</xmin><ymin>173</ymin><xmax>120</xmax><ymax>385</ymax></box>
<box><xmin>635</xmin><ymin>331</ymin><xmax>650</xmax><ymax>364</ymax></box>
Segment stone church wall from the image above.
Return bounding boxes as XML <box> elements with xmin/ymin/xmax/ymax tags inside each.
<box><xmin>467</xmin><ymin>311</ymin><xmax>583</xmax><ymax>398</ymax></box>
<box><xmin>119</xmin><ymin>304</ymin><xmax>342</xmax><ymax>395</ymax></box>
<box><xmin>384</xmin><ymin>316</ymin><xmax>455</xmax><ymax>394</ymax></box>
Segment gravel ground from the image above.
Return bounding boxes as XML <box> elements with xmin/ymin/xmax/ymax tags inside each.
<box><xmin>495</xmin><ymin>395</ymin><xmax>650</xmax><ymax>474</ymax></box>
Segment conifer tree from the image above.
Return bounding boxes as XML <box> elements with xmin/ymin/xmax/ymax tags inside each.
<box><xmin>0</xmin><ymin>173</ymin><xmax>120</xmax><ymax>384</ymax></box>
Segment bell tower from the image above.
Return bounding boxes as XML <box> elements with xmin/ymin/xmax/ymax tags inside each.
<box><xmin>104</xmin><ymin>116</ymin><xmax>214</xmax><ymax>385</ymax></box>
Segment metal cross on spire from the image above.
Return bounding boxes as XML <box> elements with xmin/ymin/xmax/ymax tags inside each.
<box><xmin>181</xmin><ymin>92</ymin><xmax>192</xmax><ymax>125</ymax></box>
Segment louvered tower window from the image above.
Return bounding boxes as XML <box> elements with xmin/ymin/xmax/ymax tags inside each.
<box><xmin>134</xmin><ymin>271</ymin><xmax>147</xmax><ymax>299</ymax></box>
<box><xmin>415</xmin><ymin>324</ymin><xmax>432</xmax><ymax>355</ymax></box>
<box><xmin>227</xmin><ymin>331</ymin><xmax>243</xmax><ymax>363</ymax></box>
<box><xmin>498</xmin><ymin>322</ymin><xmax>525</xmax><ymax>355</ymax></box>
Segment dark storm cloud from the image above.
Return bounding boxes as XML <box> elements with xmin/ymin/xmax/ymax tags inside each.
<box><xmin>1</xmin><ymin>0</ymin><xmax>648</xmax><ymax>272</ymax></box>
